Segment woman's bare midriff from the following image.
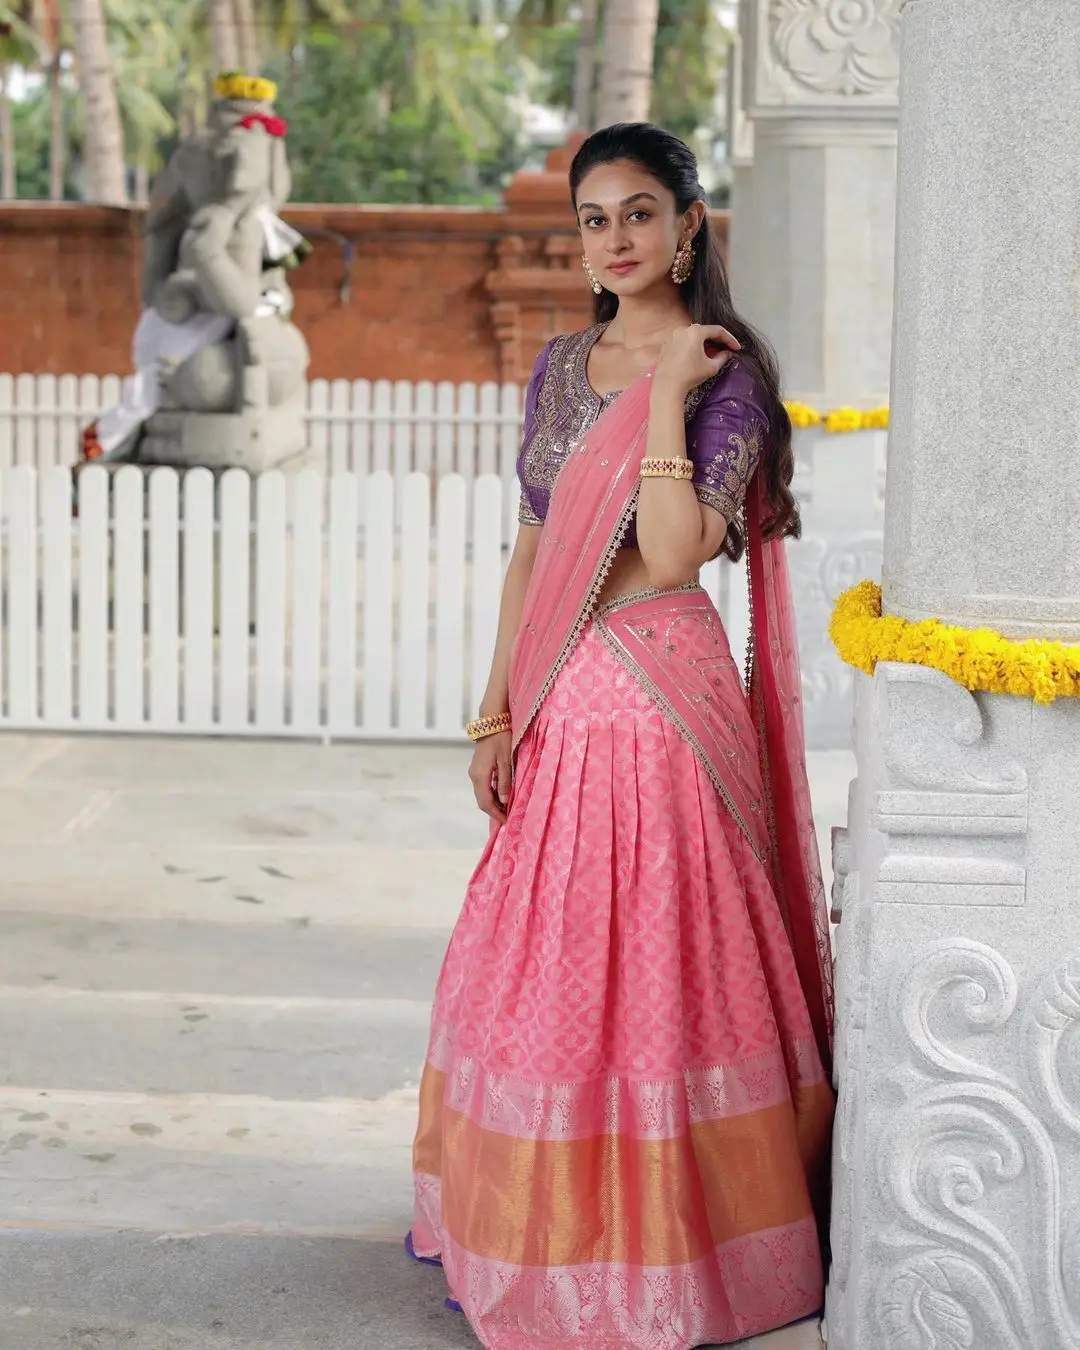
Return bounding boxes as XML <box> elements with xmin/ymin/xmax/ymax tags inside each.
<box><xmin>597</xmin><ymin>547</ymin><xmax>694</xmax><ymax>606</ymax></box>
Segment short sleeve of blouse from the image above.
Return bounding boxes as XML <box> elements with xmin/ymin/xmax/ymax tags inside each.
<box><xmin>686</xmin><ymin>373</ymin><xmax>767</xmax><ymax>523</ymax></box>
<box><xmin>517</xmin><ymin>341</ymin><xmax>555</xmax><ymax>527</ymax></box>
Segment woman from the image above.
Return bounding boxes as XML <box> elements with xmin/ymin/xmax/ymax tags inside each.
<box><xmin>407</xmin><ymin>123</ymin><xmax>835</xmax><ymax>1350</ymax></box>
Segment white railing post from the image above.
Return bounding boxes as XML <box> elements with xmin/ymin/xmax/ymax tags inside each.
<box><xmin>41</xmin><ymin>465</ymin><xmax>74</xmax><ymax>724</ymax></box>
<box><xmin>147</xmin><ymin>466</ymin><xmax>180</xmax><ymax>730</ymax></box>
<box><xmin>181</xmin><ymin>467</ymin><xmax>216</xmax><ymax>731</ymax></box>
<box><xmin>433</xmin><ymin>474</ymin><xmax>467</xmax><ymax>738</ymax></box>
<box><xmin>326</xmin><ymin>470</ymin><xmax>359</xmax><ymax>736</ymax></box>
<box><xmin>7</xmin><ymin>467</ymin><xmax>38</xmax><ymax>722</ymax></box>
<box><xmin>289</xmin><ymin>469</ymin><xmax>323</xmax><ymax>734</ymax></box>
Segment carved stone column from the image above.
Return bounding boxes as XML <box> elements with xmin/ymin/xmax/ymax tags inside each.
<box><xmin>827</xmin><ymin>4</ymin><xmax>1080</xmax><ymax>1347</ymax></box>
<box><xmin>738</xmin><ymin>0</ymin><xmax>900</xmax><ymax>407</ymax></box>
<box><xmin>725</xmin><ymin>30</ymin><xmax>756</xmax><ymax>314</ymax></box>
<box><xmin>882</xmin><ymin>1</ymin><xmax>1080</xmax><ymax>639</ymax></box>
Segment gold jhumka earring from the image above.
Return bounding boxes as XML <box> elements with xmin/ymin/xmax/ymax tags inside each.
<box><xmin>671</xmin><ymin>238</ymin><xmax>694</xmax><ymax>285</ymax></box>
<box><xmin>581</xmin><ymin>255</ymin><xmax>603</xmax><ymax>295</ymax></box>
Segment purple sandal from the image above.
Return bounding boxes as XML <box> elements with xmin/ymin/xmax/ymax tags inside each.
<box><xmin>404</xmin><ymin>1233</ymin><xmax>463</xmax><ymax>1314</ymax></box>
<box><xmin>403</xmin><ymin>1230</ymin><xmax>443</xmax><ymax>1269</ymax></box>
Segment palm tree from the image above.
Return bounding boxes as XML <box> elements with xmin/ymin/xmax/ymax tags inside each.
<box><xmin>0</xmin><ymin>29</ymin><xmax>17</xmax><ymax>199</ymax></box>
<box><xmin>257</xmin><ymin>0</ymin><xmax>350</xmax><ymax>56</ymax></box>
<box><xmin>254</xmin><ymin>0</ymin><xmax>351</xmax><ymax>96</ymax></box>
<box><xmin>41</xmin><ymin>0</ymin><xmax>66</xmax><ymax>199</ymax></box>
<box><xmin>209</xmin><ymin>0</ymin><xmax>238</xmax><ymax>71</ymax></box>
<box><xmin>106</xmin><ymin>0</ymin><xmax>181</xmax><ymax>200</ymax></box>
<box><xmin>69</xmin><ymin>0</ymin><xmax>126</xmax><ymax>202</ymax></box>
<box><xmin>0</xmin><ymin>1</ymin><xmax>48</xmax><ymax>198</ymax></box>
<box><xmin>233</xmin><ymin>0</ymin><xmax>260</xmax><ymax>72</ymax></box>
<box><xmin>595</xmin><ymin>0</ymin><xmax>659</xmax><ymax>126</ymax></box>
<box><xmin>571</xmin><ymin>0</ymin><xmax>598</xmax><ymax>129</ymax></box>
<box><xmin>506</xmin><ymin>0</ymin><xmax>600</xmax><ymax>130</ymax></box>
<box><xmin>26</xmin><ymin>0</ymin><xmax>71</xmax><ymax>201</ymax></box>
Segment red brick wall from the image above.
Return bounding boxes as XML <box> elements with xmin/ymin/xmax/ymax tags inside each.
<box><xmin>0</xmin><ymin>205</ymin><xmax>144</xmax><ymax>375</ymax></box>
<box><xmin>0</xmin><ymin>178</ymin><xmax>730</xmax><ymax>385</ymax></box>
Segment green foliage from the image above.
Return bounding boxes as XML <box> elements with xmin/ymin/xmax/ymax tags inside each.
<box><xmin>0</xmin><ymin>2</ymin><xmax>46</xmax><ymax>66</ymax></box>
<box><xmin>652</xmin><ymin>0</ymin><xmax>727</xmax><ymax>145</ymax></box>
<box><xmin>271</xmin><ymin>23</ymin><xmax>524</xmax><ymax>204</ymax></box>
<box><xmin>104</xmin><ymin>0</ymin><xmax>182</xmax><ymax>175</ymax></box>
<box><xmin>3</xmin><ymin>0</ymin><xmax>729</xmax><ymax>203</ymax></box>
<box><xmin>501</xmin><ymin>0</ymin><xmax>577</xmax><ymax>112</ymax></box>
<box><xmin>11</xmin><ymin>82</ymin><xmax>75</xmax><ymax>197</ymax></box>
<box><xmin>498</xmin><ymin>0</ymin><xmax>727</xmax><ymax>148</ymax></box>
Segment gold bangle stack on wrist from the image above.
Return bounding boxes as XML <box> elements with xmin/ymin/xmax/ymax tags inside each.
<box><xmin>639</xmin><ymin>457</ymin><xmax>695</xmax><ymax>481</ymax></box>
<box><xmin>466</xmin><ymin>711</ymin><xmax>512</xmax><ymax>742</ymax></box>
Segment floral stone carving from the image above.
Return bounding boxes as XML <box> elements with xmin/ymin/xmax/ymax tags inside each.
<box><xmin>771</xmin><ymin>0</ymin><xmax>901</xmax><ymax>96</ymax></box>
<box><xmin>743</xmin><ymin>0</ymin><xmax>902</xmax><ymax>110</ymax></box>
<box><xmin>873</xmin><ymin>938</ymin><xmax>1080</xmax><ymax>1349</ymax></box>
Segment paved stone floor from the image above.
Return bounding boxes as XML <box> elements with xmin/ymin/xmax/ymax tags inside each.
<box><xmin>0</xmin><ymin>734</ymin><xmax>853</xmax><ymax>1350</ymax></box>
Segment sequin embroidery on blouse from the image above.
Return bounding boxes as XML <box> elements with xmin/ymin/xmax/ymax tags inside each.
<box><xmin>696</xmin><ymin>423</ymin><xmax>763</xmax><ymax>522</ymax></box>
<box><xmin>520</xmin><ymin>326</ymin><xmax>610</xmax><ymax>499</ymax></box>
<box><xmin>516</xmin><ymin>328</ymin><xmax>759</xmax><ymax>540</ymax></box>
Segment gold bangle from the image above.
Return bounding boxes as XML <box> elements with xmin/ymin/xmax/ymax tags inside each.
<box><xmin>466</xmin><ymin>711</ymin><xmax>512</xmax><ymax>741</ymax></box>
<box><xmin>639</xmin><ymin>457</ymin><xmax>695</xmax><ymax>480</ymax></box>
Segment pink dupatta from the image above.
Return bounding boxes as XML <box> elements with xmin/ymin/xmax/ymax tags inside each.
<box><xmin>508</xmin><ymin>371</ymin><xmax>834</xmax><ymax>1074</ymax></box>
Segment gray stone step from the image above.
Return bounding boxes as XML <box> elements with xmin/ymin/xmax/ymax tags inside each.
<box><xmin>0</xmin><ymin>783</ymin><xmax>487</xmax><ymax>853</ymax></box>
<box><xmin>0</xmin><ymin>843</ymin><xmax>475</xmax><ymax>929</ymax></box>
<box><xmin>0</xmin><ymin>914</ymin><xmax>448</xmax><ymax>1001</ymax></box>
<box><xmin>0</xmin><ymin>734</ymin><xmax>473</xmax><ymax>795</ymax></box>
<box><xmin>0</xmin><ymin>1225</ymin><xmax>821</xmax><ymax>1350</ymax></box>
<box><xmin>0</xmin><ymin>1229</ymin><xmax>476</xmax><ymax>1350</ymax></box>
<box><xmin>0</xmin><ymin>1084</ymin><xmax>417</xmax><ymax>1236</ymax></box>
<box><xmin>0</xmin><ymin>988</ymin><xmax>429</xmax><ymax>1100</ymax></box>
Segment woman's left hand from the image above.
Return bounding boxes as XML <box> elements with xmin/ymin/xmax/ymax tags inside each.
<box><xmin>654</xmin><ymin>323</ymin><xmax>741</xmax><ymax>397</ymax></box>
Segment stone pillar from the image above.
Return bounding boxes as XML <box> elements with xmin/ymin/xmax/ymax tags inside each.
<box><xmin>733</xmin><ymin>2</ymin><xmax>900</xmax><ymax>749</ymax></box>
<box><xmin>738</xmin><ymin>0</ymin><xmax>900</xmax><ymax>408</ymax></box>
<box><xmin>828</xmin><ymin>4</ymin><xmax>1080</xmax><ymax>1348</ymax></box>
<box><xmin>882</xmin><ymin>2</ymin><xmax>1080</xmax><ymax>639</ymax></box>
<box><xmin>725</xmin><ymin>30</ymin><xmax>756</xmax><ymax>315</ymax></box>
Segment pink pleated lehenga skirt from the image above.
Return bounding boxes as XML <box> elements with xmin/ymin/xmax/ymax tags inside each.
<box><xmin>409</xmin><ymin>624</ymin><xmax>833</xmax><ymax>1350</ymax></box>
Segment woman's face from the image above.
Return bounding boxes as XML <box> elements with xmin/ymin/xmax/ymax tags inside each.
<box><xmin>575</xmin><ymin>159</ymin><xmax>702</xmax><ymax>301</ymax></box>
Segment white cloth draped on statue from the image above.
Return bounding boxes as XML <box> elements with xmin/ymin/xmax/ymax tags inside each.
<box><xmin>254</xmin><ymin>206</ymin><xmax>309</xmax><ymax>270</ymax></box>
<box><xmin>91</xmin><ymin>309</ymin><xmax>235</xmax><ymax>459</ymax></box>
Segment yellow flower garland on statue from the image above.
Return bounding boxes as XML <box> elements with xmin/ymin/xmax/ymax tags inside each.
<box><xmin>213</xmin><ymin>72</ymin><xmax>278</xmax><ymax>104</ymax></box>
<box><xmin>831</xmin><ymin>580</ymin><xmax>1080</xmax><ymax>705</ymax></box>
<box><xmin>784</xmin><ymin>402</ymin><xmax>890</xmax><ymax>433</ymax></box>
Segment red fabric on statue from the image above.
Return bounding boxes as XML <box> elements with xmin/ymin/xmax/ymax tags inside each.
<box><xmin>238</xmin><ymin>113</ymin><xmax>288</xmax><ymax>138</ymax></box>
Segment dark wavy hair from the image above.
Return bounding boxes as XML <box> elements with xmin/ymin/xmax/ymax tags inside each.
<box><xmin>569</xmin><ymin>123</ymin><xmax>799</xmax><ymax>557</ymax></box>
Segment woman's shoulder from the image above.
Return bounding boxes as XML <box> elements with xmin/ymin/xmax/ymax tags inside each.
<box><xmin>535</xmin><ymin>324</ymin><xmax>605</xmax><ymax>359</ymax></box>
<box><xmin>526</xmin><ymin>325</ymin><xmax>603</xmax><ymax>383</ymax></box>
<box><xmin>695</xmin><ymin>356</ymin><xmax>771</xmax><ymax>422</ymax></box>
<box><xmin>551</xmin><ymin>322</ymin><xmax>606</xmax><ymax>344</ymax></box>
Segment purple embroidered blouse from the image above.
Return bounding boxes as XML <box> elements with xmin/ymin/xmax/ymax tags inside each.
<box><xmin>516</xmin><ymin>325</ymin><xmax>765</xmax><ymax>548</ymax></box>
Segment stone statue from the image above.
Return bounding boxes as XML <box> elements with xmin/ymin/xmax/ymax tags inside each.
<box><xmin>82</xmin><ymin>72</ymin><xmax>313</xmax><ymax>474</ymax></box>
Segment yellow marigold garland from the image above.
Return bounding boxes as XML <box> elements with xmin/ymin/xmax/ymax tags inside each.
<box><xmin>831</xmin><ymin>581</ymin><xmax>1080</xmax><ymax>705</ymax></box>
<box><xmin>214</xmin><ymin>72</ymin><xmax>278</xmax><ymax>104</ymax></box>
<box><xmin>784</xmin><ymin>401</ymin><xmax>890</xmax><ymax>433</ymax></box>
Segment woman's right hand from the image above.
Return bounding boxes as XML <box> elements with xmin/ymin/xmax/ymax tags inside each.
<box><xmin>654</xmin><ymin>322</ymin><xmax>740</xmax><ymax>397</ymax></box>
<box><xmin>469</xmin><ymin>730</ymin><xmax>513</xmax><ymax>824</ymax></box>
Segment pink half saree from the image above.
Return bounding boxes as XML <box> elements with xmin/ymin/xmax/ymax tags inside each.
<box><xmin>411</xmin><ymin>372</ymin><xmax>835</xmax><ymax>1350</ymax></box>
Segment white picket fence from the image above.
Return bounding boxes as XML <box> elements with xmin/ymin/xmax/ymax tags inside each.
<box><xmin>0</xmin><ymin>463</ymin><xmax>749</xmax><ymax>742</ymax></box>
<box><xmin>0</xmin><ymin>373</ymin><xmax>888</xmax><ymax>747</ymax></box>
<box><xmin>0</xmin><ymin>373</ymin><xmax>524</xmax><ymax>482</ymax></box>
